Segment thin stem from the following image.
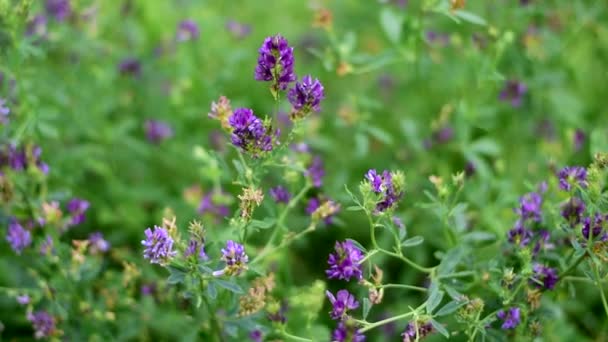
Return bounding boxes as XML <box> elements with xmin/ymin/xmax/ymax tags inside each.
<box><xmin>251</xmin><ymin>224</ymin><xmax>316</xmax><ymax>265</ymax></box>
<box><xmin>380</xmin><ymin>283</ymin><xmax>428</xmax><ymax>292</ymax></box>
<box><xmin>201</xmin><ymin>296</ymin><xmax>224</xmax><ymax>342</ymax></box>
<box><xmin>281</xmin><ymin>331</ymin><xmax>312</xmax><ymax>342</ymax></box>
<box><xmin>359</xmin><ymin>310</ymin><xmax>416</xmax><ymax>333</ymax></box>
<box><xmin>592</xmin><ymin>261</ymin><xmax>608</xmax><ymax>319</ymax></box>
<box><xmin>559</xmin><ymin>252</ymin><xmax>586</xmax><ymax>279</ymax></box>
<box><xmin>503</xmin><ymin>278</ymin><xmax>526</xmax><ymax>305</ymax></box>
<box><xmin>438</xmin><ymin>271</ymin><xmax>476</xmax><ymax>280</ymax></box>
<box><xmin>379</xmin><ymin>247</ymin><xmax>435</xmax><ymax>273</ymax></box>
<box><xmin>367</xmin><ymin>211</ymin><xmax>378</xmax><ymax>249</ymax></box>
<box><xmin>360</xmin><ymin>250</ymin><xmax>379</xmax><ymax>264</ymax></box>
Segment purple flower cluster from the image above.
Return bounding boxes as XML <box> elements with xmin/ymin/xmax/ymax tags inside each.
<box><xmin>515</xmin><ymin>192</ymin><xmax>543</xmax><ymax>222</ymax></box>
<box><xmin>145</xmin><ymin>120</ymin><xmax>173</xmax><ymax>144</ymax></box>
<box><xmin>0</xmin><ymin>98</ymin><xmax>10</xmax><ymax>125</ymax></box>
<box><xmin>142</xmin><ymin>226</ymin><xmax>177</xmax><ymax>264</ymax></box>
<box><xmin>558</xmin><ymin>166</ymin><xmax>587</xmax><ymax>191</ymax></box>
<box><xmin>218</xmin><ymin>240</ymin><xmax>248</xmax><ymax>276</ymax></box>
<box><xmin>225</xmin><ymin>20</ymin><xmax>252</xmax><ymax>39</ymax></box>
<box><xmin>401</xmin><ymin>321</ymin><xmax>434</xmax><ymax>342</ymax></box>
<box><xmin>561</xmin><ymin>197</ymin><xmax>586</xmax><ymax>226</ymax></box>
<box><xmin>288</xmin><ymin>75</ymin><xmax>325</xmax><ymax>118</ymax></box>
<box><xmin>0</xmin><ymin>144</ymin><xmax>49</xmax><ymax>174</ymax></box>
<box><xmin>185</xmin><ymin>239</ymin><xmax>208</xmax><ymax>260</ymax></box>
<box><xmin>255</xmin><ymin>35</ymin><xmax>296</xmax><ymax>92</ymax></box>
<box><xmin>269</xmin><ymin>186</ymin><xmax>291</xmax><ymax>204</ymax></box>
<box><xmin>332</xmin><ymin>321</ymin><xmax>366</xmax><ymax>342</ymax></box>
<box><xmin>306</xmin><ymin>156</ymin><xmax>325</xmax><ymax>188</ymax></box>
<box><xmin>365</xmin><ymin>169</ymin><xmax>402</xmax><ymax>213</ymax></box>
<box><xmin>45</xmin><ymin>0</ymin><xmax>71</xmax><ymax>21</ymax></box>
<box><xmin>326</xmin><ymin>240</ymin><xmax>364</xmax><ymax>281</ymax></box>
<box><xmin>499</xmin><ymin>80</ymin><xmax>527</xmax><ymax>107</ymax></box>
<box><xmin>507</xmin><ymin>225</ymin><xmax>533</xmax><ymax>247</ymax></box>
<box><xmin>39</xmin><ymin>235</ymin><xmax>54</xmax><ymax>255</ymax></box>
<box><xmin>26</xmin><ymin>15</ymin><xmax>48</xmax><ymax>38</ymax></box>
<box><xmin>27</xmin><ymin>310</ymin><xmax>56</xmax><ymax>339</ymax></box>
<box><xmin>89</xmin><ymin>232</ymin><xmax>110</xmax><ymax>254</ymax></box>
<box><xmin>228</xmin><ymin>108</ymin><xmax>276</xmax><ymax>156</ymax></box>
<box><xmin>176</xmin><ymin>20</ymin><xmax>199</xmax><ymax>42</ymax></box>
<box><xmin>531</xmin><ymin>264</ymin><xmax>558</xmax><ymax>290</ymax></box>
<box><xmin>67</xmin><ymin>198</ymin><xmax>90</xmax><ymax>226</ymax></box>
<box><xmin>306</xmin><ymin>197</ymin><xmax>339</xmax><ymax>224</ymax></box>
<box><xmin>326</xmin><ymin>289</ymin><xmax>359</xmax><ymax>320</ymax></box>
<box><xmin>582</xmin><ymin>214</ymin><xmax>607</xmax><ymax>241</ymax></box>
<box><xmin>497</xmin><ymin>307</ymin><xmax>521</xmax><ymax>330</ymax></box>
<box><xmin>198</xmin><ymin>191</ymin><xmax>230</xmax><ymax>219</ymax></box>
<box><xmin>6</xmin><ymin>219</ymin><xmax>31</xmax><ymax>254</ymax></box>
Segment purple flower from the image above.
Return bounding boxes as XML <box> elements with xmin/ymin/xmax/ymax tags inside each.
<box><xmin>306</xmin><ymin>197</ymin><xmax>338</xmax><ymax>224</ymax></box>
<box><xmin>216</xmin><ymin>240</ymin><xmax>248</xmax><ymax>276</ymax></box>
<box><xmin>326</xmin><ymin>240</ymin><xmax>364</xmax><ymax>281</ymax></box>
<box><xmin>6</xmin><ymin>219</ymin><xmax>31</xmax><ymax>254</ymax></box>
<box><xmin>89</xmin><ymin>232</ymin><xmax>110</xmax><ymax>254</ymax></box>
<box><xmin>516</xmin><ymin>192</ymin><xmax>542</xmax><ymax>222</ymax></box>
<box><xmin>67</xmin><ymin>198</ymin><xmax>89</xmax><ymax>226</ymax></box>
<box><xmin>507</xmin><ymin>224</ymin><xmax>533</xmax><ymax>247</ymax></box>
<box><xmin>267</xmin><ymin>301</ymin><xmax>288</xmax><ymax>323</ymax></box>
<box><xmin>288</xmin><ymin>75</ymin><xmax>325</xmax><ymax>117</ymax></box>
<box><xmin>228</xmin><ymin>108</ymin><xmax>275</xmax><ymax>156</ymax></box>
<box><xmin>582</xmin><ymin>214</ymin><xmax>607</xmax><ymax>241</ymax></box>
<box><xmin>0</xmin><ymin>98</ymin><xmax>10</xmax><ymax>125</ymax></box>
<box><xmin>142</xmin><ymin>226</ymin><xmax>177</xmax><ymax>264</ymax></box>
<box><xmin>306</xmin><ymin>156</ymin><xmax>325</xmax><ymax>188</ymax></box>
<box><xmin>532</xmin><ymin>229</ymin><xmax>554</xmax><ymax>256</ymax></box>
<box><xmin>326</xmin><ymin>290</ymin><xmax>359</xmax><ymax>320</ymax></box>
<box><xmin>269</xmin><ymin>186</ymin><xmax>291</xmax><ymax>204</ymax></box>
<box><xmin>27</xmin><ymin>310</ymin><xmax>56</xmax><ymax>339</ymax></box>
<box><xmin>144</xmin><ymin>119</ymin><xmax>173</xmax><ymax>144</ymax></box>
<box><xmin>141</xmin><ymin>283</ymin><xmax>156</xmax><ymax>296</ymax></box>
<box><xmin>255</xmin><ymin>35</ymin><xmax>296</xmax><ymax>92</ymax></box>
<box><xmin>26</xmin><ymin>15</ymin><xmax>48</xmax><ymax>38</ymax></box>
<box><xmin>561</xmin><ymin>197</ymin><xmax>585</xmax><ymax>226</ymax></box>
<box><xmin>425</xmin><ymin>31</ymin><xmax>450</xmax><ymax>46</ymax></box>
<box><xmin>176</xmin><ymin>20</ymin><xmax>200</xmax><ymax>42</ymax></box>
<box><xmin>39</xmin><ymin>235</ymin><xmax>54</xmax><ymax>255</ymax></box>
<box><xmin>198</xmin><ymin>191</ymin><xmax>230</xmax><ymax>219</ymax></box>
<box><xmin>558</xmin><ymin>166</ymin><xmax>587</xmax><ymax>191</ymax></box>
<box><xmin>249</xmin><ymin>330</ymin><xmax>263</xmax><ymax>342</ymax></box>
<box><xmin>31</xmin><ymin>146</ymin><xmax>49</xmax><ymax>174</ymax></box>
<box><xmin>119</xmin><ymin>58</ymin><xmax>141</xmax><ymax>76</ymax></box>
<box><xmin>290</xmin><ymin>142</ymin><xmax>310</xmax><ymax>153</ymax></box>
<box><xmin>225</xmin><ymin>20</ymin><xmax>251</xmax><ymax>39</ymax></box>
<box><xmin>184</xmin><ymin>239</ymin><xmax>208</xmax><ymax>260</ymax></box>
<box><xmin>573</xmin><ymin>129</ymin><xmax>586</xmax><ymax>152</ymax></box>
<box><xmin>365</xmin><ymin>169</ymin><xmax>402</xmax><ymax>213</ymax></box>
<box><xmin>531</xmin><ymin>264</ymin><xmax>558</xmax><ymax>290</ymax></box>
<box><xmin>45</xmin><ymin>0</ymin><xmax>71</xmax><ymax>21</ymax></box>
<box><xmin>0</xmin><ymin>144</ymin><xmax>48</xmax><ymax>173</ymax></box>
<box><xmin>401</xmin><ymin>321</ymin><xmax>434</xmax><ymax>342</ymax></box>
<box><xmin>332</xmin><ymin>321</ymin><xmax>366</xmax><ymax>342</ymax></box>
<box><xmin>499</xmin><ymin>80</ymin><xmax>527</xmax><ymax>107</ymax></box>
<box><xmin>432</xmin><ymin>126</ymin><xmax>454</xmax><ymax>144</ymax></box>
<box><xmin>17</xmin><ymin>295</ymin><xmax>30</xmax><ymax>305</ymax></box>
<box><xmin>497</xmin><ymin>307</ymin><xmax>521</xmax><ymax>330</ymax></box>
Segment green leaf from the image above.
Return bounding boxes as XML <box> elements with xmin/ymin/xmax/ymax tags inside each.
<box><xmin>213</xmin><ymin>279</ymin><xmax>244</xmax><ymax>294</ymax></box>
<box><xmin>207</xmin><ymin>282</ymin><xmax>217</xmax><ymax>300</ymax></box>
<box><xmin>437</xmin><ymin>247</ymin><xmax>466</xmax><ymax>276</ymax></box>
<box><xmin>426</xmin><ymin>282</ymin><xmax>444</xmax><ymax>313</ymax></box>
<box><xmin>444</xmin><ymin>285</ymin><xmax>463</xmax><ymax>300</ymax></box>
<box><xmin>401</xmin><ymin>236</ymin><xmax>424</xmax><ymax>247</ymax></box>
<box><xmin>454</xmin><ymin>10</ymin><xmax>487</xmax><ymax>26</ymax></box>
<box><xmin>198</xmin><ymin>265</ymin><xmax>214</xmax><ymax>274</ymax></box>
<box><xmin>249</xmin><ymin>218</ymin><xmax>276</xmax><ymax>230</ymax></box>
<box><xmin>362</xmin><ymin>298</ymin><xmax>371</xmax><ymax>320</ymax></box>
<box><xmin>430</xmin><ymin>318</ymin><xmax>449</xmax><ymax>338</ymax></box>
<box><xmin>167</xmin><ymin>267</ymin><xmax>186</xmax><ymax>285</ymax></box>
<box><xmin>380</xmin><ymin>7</ymin><xmax>405</xmax><ymax>44</ymax></box>
<box><xmin>469</xmin><ymin>138</ymin><xmax>501</xmax><ymax>156</ymax></box>
<box><xmin>346</xmin><ymin>206</ymin><xmax>364</xmax><ymax>212</ymax></box>
<box><xmin>590</xmin><ymin>128</ymin><xmax>608</xmax><ymax>156</ymax></box>
<box><xmin>366</xmin><ymin>125</ymin><xmax>394</xmax><ymax>145</ymax></box>
<box><xmin>345</xmin><ymin>238</ymin><xmax>367</xmax><ymax>253</ymax></box>
<box><xmin>436</xmin><ymin>300</ymin><xmax>466</xmax><ymax>316</ymax></box>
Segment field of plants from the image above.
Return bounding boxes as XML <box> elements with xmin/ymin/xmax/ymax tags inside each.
<box><xmin>1</xmin><ymin>0</ymin><xmax>608</xmax><ymax>341</ymax></box>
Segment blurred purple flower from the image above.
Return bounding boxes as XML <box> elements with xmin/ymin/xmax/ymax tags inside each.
<box><xmin>497</xmin><ymin>307</ymin><xmax>521</xmax><ymax>329</ymax></box>
<box><xmin>401</xmin><ymin>321</ymin><xmax>434</xmax><ymax>342</ymax></box>
<box><xmin>67</xmin><ymin>198</ymin><xmax>90</xmax><ymax>225</ymax></box>
<box><xmin>425</xmin><ymin>31</ymin><xmax>450</xmax><ymax>46</ymax></box>
<box><xmin>561</xmin><ymin>197</ymin><xmax>585</xmax><ymax>226</ymax></box>
<box><xmin>17</xmin><ymin>295</ymin><xmax>30</xmax><ymax>305</ymax></box>
<box><xmin>558</xmin><ymin>166</ymin><xmax>587</xmax><ymax>191</ymax></box>
<box><xmin>89</xmin><ymin>232</ymin><xmax>110</xmax><ymax>254</ymax></box>
<box><xmin>306</xmin><ymin>156</ymin><xmax>325</xmax><ymax>188</ymax></box>
<box><xmin>269</xmin><ymin>186</ymin><xmax>291</xmax><ymax>204</ymax></box>
<box><xmin>6</xmin><ymin>219</ymin><xmax>31</xmax><ymax>254</ymax></box>
<box><xmin>45</xmin><ymin>0</ymin><xmax>71</xmax><ymax>21</ymax></box>
<box><xmin>574</xmin><ymin>129</ymin><xmax>586</xmax><ymax>152</ymax></box>
<box><xmin>144</xmin><ymin>119</ymin><xmax>173</xmax><ymax>144</ymax></box>
<box><xmin>176</xmin><ymin>20</ymin><xmax>200</xmax><ymax>42</ymax></box>
<box><xmin>28</xmin><ymin>311</ymin><xmax>56</xmax><ymax>339</ymax></box>
<box><xmin>507</xmin><ymin>224</ymin><xmax>533</xmax><ymax>247</ymax></box>
<box><xmin>119</xmin><ymin>58</ymin><xmax>141</xmax><ymax>77</ymax></box>
<box><xmin>531</xmin><ymin>264</ymin><xmax>558</xmax><ymax>290</ymax></box>
<box><xmin>39</xmin><ymin>235</ymin><xmax>54</xmax><ymax>255</ymax></box>
<box><xmin>0</xmin><ymin>98</ymin><xmax>9</xmax><ymax>125</ymax></box>
<box><xmin>225</xmin><ymin>20</ymin><xmax>252</xmax><ymax>39</ymax></box>
<box><xmin>198</xmin><ymin>191</ymin><xmax>230</xmax><ymax>219</ymax></box>
<box><xmin>499</xmin><ymin>80</ymin><xmax>527</xmax><ymax>107</ymax></box>
<box><xmin>582</xmin><ymin>214</ymin><xmax>607</xmax><ymax>241</ymax></box>
<box><xmin>249</xmin><ymin>330</ymin><xmax>263</xmax><ymax>342</ymax></box>
<box><xmin>332</xmin><ymin>321</ymin><xmax>366</xmax><ymax>342</ymax></box>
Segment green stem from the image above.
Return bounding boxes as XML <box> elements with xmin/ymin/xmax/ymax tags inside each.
<box><xmin>281</xmin><ymin>331</ymin><xmax>312</xmax><ymax>342</ymax></box>
<box><xmin>202</xmin><ymin>296</ymin><xmax>223</xmax><ymax>342</ymax></box>
<box><xmin>251</xmin><ymin>224</ymin><xmax>316</xmax><ymax>265</ymax></box>
<box><xmin>380</xmin><ymin>283</ymin><xmax>428</xmax><ymax>292</ymax></box>
<box><xmin>367</xmin><ymin>211</ymin><xmax>378</xmax><ymax>249</ymax></box>
<box><xmin>379</xmin><ymin>247</ymin><xmax>435</xmax><ymax>273</ymax></box>
<box><xmin>504</xmin><ymin>278</ymin><xmax>526</xmax><ymax>305</ymax></box>
<box><xmin>360</xmin><ymin>250</ymin><xmax>379</xmax><ymax>264</ymax></box>
<box><xmin>438</xmin><ymin>271</ymin><xmax>476</xmax><ymax>280</ymax></box>
<box><xmin>559</xmin><ymin>252</ymin><xmax>586</xmax><ymax>279</ymax></box>
<box><xmin>359</xmin><ymin>310</ymin><xmax>416</xmax><ymax>333</ymax></box>
<box><xmin>592</xmin><ymin>261</ymin><xmax>608</xmax><ymax>319</ymax></box>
